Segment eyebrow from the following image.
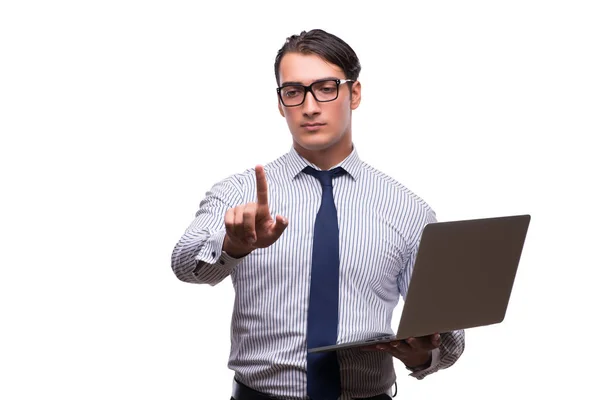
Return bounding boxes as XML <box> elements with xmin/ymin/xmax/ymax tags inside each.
<box><xmin>280</xmin><ymin>76</ymin><xmax>342</xmax><ymax>86</ymax></box>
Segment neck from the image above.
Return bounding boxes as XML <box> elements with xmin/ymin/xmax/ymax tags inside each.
<box><xmin>294</xmin><ymin>134</ymin><xmax>353</xmax><ymax>171</ymax></box>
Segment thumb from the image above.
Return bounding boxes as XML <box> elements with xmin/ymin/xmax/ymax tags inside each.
<box><xmin>269</xmin><ymin>215</ymin><xmax>289</xmax><ymax>238</ymax></box>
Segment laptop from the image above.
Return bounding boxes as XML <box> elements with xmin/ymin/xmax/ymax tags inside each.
<box><xmin>308</xmin><ymin>214</ymin><xmax>531</xmax><ymax>353</ymax></box>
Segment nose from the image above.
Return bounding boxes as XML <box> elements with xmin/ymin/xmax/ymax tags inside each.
<box><xmin>302</xmin><ymin>90</ymin><xmax>321</xmax><ymax>116</ymax></box>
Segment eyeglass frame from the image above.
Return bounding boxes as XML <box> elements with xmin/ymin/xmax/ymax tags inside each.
<box><xmin>276</xmin><ymin>78</ymin><xmax>355</xmax><ymax>107</ymax></box>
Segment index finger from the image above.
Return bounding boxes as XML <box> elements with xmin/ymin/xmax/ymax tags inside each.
<box><xmin>255</xmin><ymin>165</ymin><xmax>268</xmax><ymax>206</ymax></box>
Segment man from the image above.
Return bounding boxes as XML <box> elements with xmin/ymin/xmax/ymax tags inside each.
<box><xmin>172</xmin><ymin>29</ymin><xmax>465</xmax><ymax>400</ymax></box>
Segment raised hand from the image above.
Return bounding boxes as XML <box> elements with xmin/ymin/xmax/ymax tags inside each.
<box><xmin>223</xmin><ymin>165</ymin><xmax>289</xmax><ymax>258</ymax></box>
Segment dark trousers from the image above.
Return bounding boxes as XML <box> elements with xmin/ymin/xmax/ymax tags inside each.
<box><xmin>231</xmin><ymin>379</ymin><xmax>392</xmax><ymax>400</ymax></box>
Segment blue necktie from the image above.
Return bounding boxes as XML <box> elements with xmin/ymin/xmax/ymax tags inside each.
<box><xmin>303</xmin><ymin>166</ymin><xmax>346</xmax><ymax>400</ymax></box>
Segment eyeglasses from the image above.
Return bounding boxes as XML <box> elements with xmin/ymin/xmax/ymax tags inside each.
<box><xmin>277</xmin><ymin>79</ymin><xmax>355</xmax><ymax>107</ymax></box>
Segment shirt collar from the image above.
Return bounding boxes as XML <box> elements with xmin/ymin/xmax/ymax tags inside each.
<box><xmin>284</xmin><ymin>144</ymin><xmax>363</xmax><ymax>182</ymax></box>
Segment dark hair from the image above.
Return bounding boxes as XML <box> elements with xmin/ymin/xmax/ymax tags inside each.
<box><xmin>274</xmin><ymin>29</ymin><xmax>361</xmax><ymax>86</ymax></box>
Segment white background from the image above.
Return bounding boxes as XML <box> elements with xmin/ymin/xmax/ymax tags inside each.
<box><xmin>1</xmin><ymin>1</ymin><xmax>599</xmax><ymax>399</ymax></box>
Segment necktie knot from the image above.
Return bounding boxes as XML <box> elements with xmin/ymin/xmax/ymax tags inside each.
<box><xmin>303</xmin><ymin>166</ymin><xmax>346</xmax><ymax>187</ymax></box>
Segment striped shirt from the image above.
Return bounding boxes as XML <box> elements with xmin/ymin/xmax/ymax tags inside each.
<box><xmin>171</xmin><ymin>145</ymin><xmax>465</xmax><ymax>399</ymax></box>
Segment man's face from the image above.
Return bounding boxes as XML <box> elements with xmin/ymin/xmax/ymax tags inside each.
<box><xmin>277</xmin><ymin>53</ymin><xmax>361</xmax><ymax>154</ymax></box>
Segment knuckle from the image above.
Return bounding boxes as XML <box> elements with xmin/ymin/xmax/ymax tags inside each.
<box><xmin>234</xmin><ymin>208</ymin><xmax>243</xmax><ymax>221</ymax></box>
<box><xmin>243</xmin><ymin>203</ymin><xmax>256</xmax><ymax>215</ymax></box>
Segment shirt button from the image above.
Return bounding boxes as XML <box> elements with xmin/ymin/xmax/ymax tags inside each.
<box><xmin>219</xmin><ymin>259</ymin><xmax>225</xmax><ymax>265</ymax></box>
<box><xmin>211</xmin><ymin>251</ymin><xmax>216</xmax><ymax>257</ymax></box>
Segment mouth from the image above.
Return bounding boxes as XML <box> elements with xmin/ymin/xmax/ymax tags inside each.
<box><xmin>301</xmin><ymin>123</ymin><xmax>326</xmax><ymax>131</ymax></box>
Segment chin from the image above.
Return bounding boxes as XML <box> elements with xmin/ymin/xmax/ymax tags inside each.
<box><xmin>295</xmin><ymin>138</ymin><xmax>338</xmax><ymax>152</ymax></box>
<box><xmin>294</xmin><ymin>131</ymin><xmax>341</xmax><ymax>151</ymax></box>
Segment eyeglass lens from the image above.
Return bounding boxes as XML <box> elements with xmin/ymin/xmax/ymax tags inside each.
<box><xmin>280</xmin><ymin>80</ymin><xmax>338</xmax><ymax>106</ymax></box>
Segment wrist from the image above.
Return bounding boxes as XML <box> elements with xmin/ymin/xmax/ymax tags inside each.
<box><xmin>223</xmin><ymin>235</ymin><xmax>253</xmax><ymax>259</ymax></box>
<box><xmin>405</xmin><ymin>351</ymin><xmax>432</xmax><ymax>372</ymax></box>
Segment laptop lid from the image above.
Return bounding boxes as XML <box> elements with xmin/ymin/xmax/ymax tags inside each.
<box><xmin>395</xmin><ymin>214</ymin><xmax>531</xmax><ymax>339</ymax></box>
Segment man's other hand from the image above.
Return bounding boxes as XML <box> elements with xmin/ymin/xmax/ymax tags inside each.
<box><xmin>360</xmin><ymin>333</ymin><xmax>441</xmax><ymax>369</ymax></box>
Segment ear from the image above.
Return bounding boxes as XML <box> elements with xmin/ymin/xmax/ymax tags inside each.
<box><xmin>350</xmin><ymin>80</ymin><xmax>362</xmax><ymax>110</ymax></box>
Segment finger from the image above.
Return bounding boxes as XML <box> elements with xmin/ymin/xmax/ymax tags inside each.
<box><xmin>361</xmin><ymin>343</ymin><xmax>388</xmax><ymax>351</ymax></box>
<box><xmin>406</xmin><ymin>336</ymin><xmax>436</xmax><ymax>351</ymax></box>
<box><xmin>242</xmin><ymin>203</ymin><xmax>257</xmax><ymax>244</ymax></box>
<box><xmin>224</xmin><ymin>208</ymin><xmax>235</xmax><ymax>236</ymax></box>
<box><xmin>389</xmin><ymin>339</ymin><xmax>411</xmax><ymax>351</ymax></box>
<box><xmin>233</xmin><ymin>206</ymin><xmax>244</xmax><ymax>240</ymax></box>
<box><xmin>390</xmin><ymin>346</ymin><xmax>407</xmax><ymax>359</ymax></box>
<box><xmin>420</xmin><ymin>333</ymin><xmax>441</xmax><ymax>349</ymax></box>
<box><xmin>375</xmin><ymin>343</ymin><xmax>398</xmax><ymax>353</ymax></box>
<box><xmin>268</xmin><ymin>214</ymin><xmax>289</xmax><ymax>239</ymax></box>
<box><xmin>405</xmin><ymin>337</ymin><xmax>425</xmax><ymax>350</ymax></box>
<box><xmin>255</xmin><ymin>165</ymin><xmax>269</xmax><ymax>207</ymax></box>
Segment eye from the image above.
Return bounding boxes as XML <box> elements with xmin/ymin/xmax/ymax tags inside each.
<box><xmin>314</xmin><ymin>81</ymin><xmax>338</xmax><ymax>94</ymax></box>
<box><xmin>281</xmin><ymin>86</ymin><xmax>304</xmax><ymax>98</ymax></box>
<box><xmin>284</xmin><ymin>90</ymin><xmax>300</xmax><ymax>97</ymax></box>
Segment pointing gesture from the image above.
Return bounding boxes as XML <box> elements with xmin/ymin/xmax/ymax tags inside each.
<box><xmin>223</xmin><ymin>165</ymin><xmax>289</xmax><ymax>258</ymax></box>
<box><xmin>255</xmin><ymin>164</ymin><xmax>271</xmax><ymax>219</ymax></box>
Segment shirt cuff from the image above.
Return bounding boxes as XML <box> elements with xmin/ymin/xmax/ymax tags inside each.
<box><xmin>192</xmin><ymin>229</ymin><xmax>247</xmax><ymax>280</ymax></box>
<box><xmin>194</xmin><ymin>228</ymin><xmax>228</xmax><ymax>264</ymax></box>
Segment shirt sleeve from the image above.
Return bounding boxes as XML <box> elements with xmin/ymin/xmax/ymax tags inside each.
<box><xmin>410</xmin><ymin>329</ymin><xmax>465</xmax><ymax>380</ymax></box>
<box><xmin>171</xmin><ymin>175</ymin><xmax>247</xmax><ymax>286</ymax></box>
<box><xmin>397</xmin><ymin>207</ymin><xmax>466</xmax><ymax>379</ymax></box>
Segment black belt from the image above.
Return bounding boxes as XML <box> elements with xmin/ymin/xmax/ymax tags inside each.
<box><xmin>232</xmin><ymin>379</ymin><xmax>392</xmax><ymax>400</ymax></box>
